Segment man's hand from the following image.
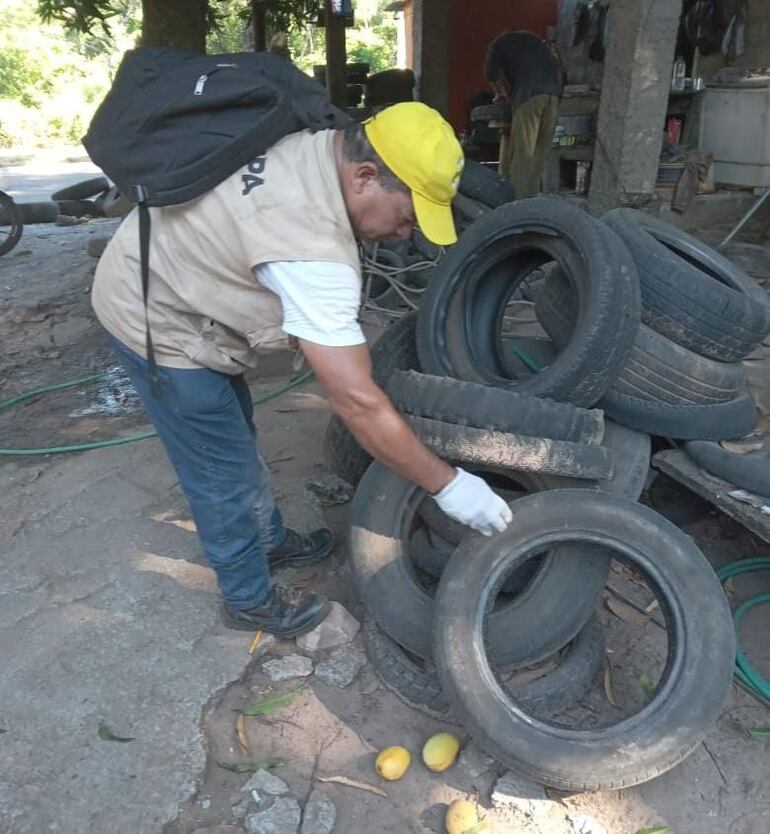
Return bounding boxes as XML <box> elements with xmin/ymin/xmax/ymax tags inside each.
<box><xmin>434</xmin><ymin>467</ymin><xmax>513</xmax><ymax>536</ymax></box>
<box><xmin>299</xmin><ymin>339</ymin><xmax>456</xmax><ymax>495</ymax></box>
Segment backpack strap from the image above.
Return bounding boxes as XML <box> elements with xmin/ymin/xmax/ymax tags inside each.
<box><xmin>134</xmin><ymin>186</ymin><xmax>161</xmax><ymax>397</ymax></box>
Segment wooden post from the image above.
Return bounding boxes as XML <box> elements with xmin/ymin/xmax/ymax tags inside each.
<box><xmin>324</xmin><ymin>0</ymin><xmax>348</xmax><ymax>108</ymax></box>
<box><xmin>251</xmin><ymin>0</ymin><xmax>267</xmax><ymax>52</ymax></box>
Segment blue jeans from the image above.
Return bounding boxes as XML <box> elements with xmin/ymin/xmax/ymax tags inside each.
<box><xmin>109</xmin><ymin>335</ymin><xmax>285</xmax><ymax>609</ymax></box>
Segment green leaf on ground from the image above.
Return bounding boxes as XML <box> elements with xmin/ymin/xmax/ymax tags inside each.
<box><xmin>603</xmin><ymin>666</ymin><xmax>617</xmax><ymax>707</ymax></box>
<box><xmin>13</xmin><ymin>250</ymin><xmax>33</xmax><ymax>257</ymax></box>
<box><xmin>746</xmin><ymin>726</ymin><xmax>770</xmax><ymax>739</ymax></box>
<box><xmin>97</xmin><ymin>721</ymin><xmax>134</xmax><ymax>742</ymax></box>
<box><xmin>238</xmin><ymin>688</ymin><xmax>305</xmax><ymax>716</ymax></box>
<box><xmin>635</xmin><ymin>827</ymin><xmax>669</xmax><ymax>834</ymax></box>
<box><xmin>217</xmin><ymin>759</ymin><xmax>287</xmax><ymax>773</ymax></box>
<box><xmin>639</xmin><ymin>673</ymin><xmax>655</xmax><ymax>696</ymax></box>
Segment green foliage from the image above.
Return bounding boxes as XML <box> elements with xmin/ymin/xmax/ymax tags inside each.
<box><xmin>0</xmin><ymin>0</ymin><xmax>137</xmax><ymax>148</ymax></box>
<box><xmin>1</xmin><ymin>0</ymin><xmax>399</xmax><ymax>149</ymax></box>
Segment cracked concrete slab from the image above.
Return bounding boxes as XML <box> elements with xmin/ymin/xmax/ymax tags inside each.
<box><xmin>0</xmin><ymin>435</ymin><xmax>315</xmax><ymax>834</ymax></box>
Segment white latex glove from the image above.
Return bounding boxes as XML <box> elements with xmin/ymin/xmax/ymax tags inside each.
<box><xmin>433</xmin><ymin>467</ymin><xmax>513</xmax><ymax>537</ymax></box>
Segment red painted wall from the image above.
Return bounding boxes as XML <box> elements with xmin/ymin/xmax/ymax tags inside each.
<box><xmin>447</xmin><ymin>0</ymin><xmax>558</xmax><ymax>131</ymax></box>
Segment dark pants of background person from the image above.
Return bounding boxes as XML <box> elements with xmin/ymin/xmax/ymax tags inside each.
<box><xmin>501</xmin><ymin>94</ymin><xmax>560</xmax><ymax>199</ymax></box>
<box><xmin>109</xmin><ymin>335</ymin><xmax>285</xmax><ymax>610</ymax></box>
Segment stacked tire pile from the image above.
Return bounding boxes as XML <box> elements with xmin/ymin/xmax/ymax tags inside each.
<box><xmin>4</xmin><ymin>176</ymin><xmax>131</xmax><ymax>225</ymax></box>
<box><xmin>328</xmin><ymin>197</ymin><xmax>767</xmax><ymax>789</ymax></box>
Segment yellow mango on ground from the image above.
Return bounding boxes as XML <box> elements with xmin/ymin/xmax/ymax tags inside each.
<box><xmin>375</xmin><ymin>745</ymin><xmax>411</xmax><ymax>781</ymax></box>
<box><xmin>423</xmin><ymin>732</ymin><xmax>461</xmax><ymax>772</ymax></box>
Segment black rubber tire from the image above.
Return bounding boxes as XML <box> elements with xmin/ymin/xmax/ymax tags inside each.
<box><xmin>405</xmin><ymin>415</ymin><xmax>613</xmax><ymax>479</ymax></box>
<box><xmin>388</xmin><ymin>370</ymin><xmax>604</xmax><ymax>443</ymax></box>
<box><xmin>51</xmin><ymin>176</ymin><xmax>110</xmax><ymax>202</ymax></box>
<box><xmin>18</xmin><ymin>201</ymin><xmax>60</xmax><ymax>224</ymax></box>
<box><xmin>537</xmin><ymin>267</ymin><xmax>747</xmax><ymax>405</ymax></box>
<box><xmin>684</xmin><ymin>440</ymin><xmax>770</xmax><ymax>496</ymax></box>
<box><xmin>364</xmin><ymin>613</ymin><xmax>605</xmax><ymax>721</ymax></box>
<box><xmin>603</xmin><ymin>208</ymin><xmax>770</xmax><ymax>361</ymax></box>
<box><xmin>417</xmin><ymin>418</ymin><xmax>650</xmax><ymax>550</ymax></box>
<box><xmin>56</xmin><ymin>199</ymin><xmax>105</xmax><ymax>218</ymax></box>
<box><xmin>433</xmin><ymin>489</ymin><xmax>736</xmax><ymax>791</ymax></box>
<box><xmin>601</xmin><ymin>388</ymin><xmax>757</xmax><ymax>440</ymax></box>
<box><xmin>364</xmin><ymin>69</ymin><xmax>415</xmax><ymax>105</ymax></box>
<box><xmin>349</xmin><ymin>462</ymin><xmax>611</xmax><ymax>666</ymax></box>
<box><xmin>324</xmin><ymin>313</ymin><xmax>419</xmax><ymax>485</ymax></box>
<box><xmin>0</xmin><ymin>191</ymin><xmax>23</xmax><ymax>255</ymax></box>
<box><xmin>458</xmin><ymin>160</ymin><xmax>514</xmax><ymax>208</ymax></box>
<box><xmin>452</xmin><ymin>193</ymin><xmax>489</xmax><ymax>235</ymax></box>
<box><xmin>417</xmin><ymin>198</ymin><xmax>641</xmax><ymax>407</ymax></box>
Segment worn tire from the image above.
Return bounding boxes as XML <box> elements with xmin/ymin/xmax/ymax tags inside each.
<box><xmin>417</xmin><ymin>418</ymin><xmax>649</xmax><ymax>553</ymax></box>
<box><xmin>364</xmin><ymin>613</ymin><xmax>605</xmax><ymax>721</ymax></box>
<box><xmin>349</xmin><ymin>462</ymin><xmax>611</xmax><ymax>666</ymax></box>
<box><xmin>417</xmin><ymin>198</ymin><xmax>641</xmax><ymax>406</ymax></box>
<box><xmin>684</xmin><ymin>440</ymin><xmax>770</xmax><ymax>496</ymax></box>
<box><xmin>0</xmin><ymin>191</ymin><xmax>23</xmax><ymax>255</ymax></box>
<box><xmin>601</xmin><ymin>388</ymin><xmax>757</xmax><ymax>440</ymax></box>
<box><xmin>56</xmin><ymin>199</ymin><xmax>105</xmax><ymax>218</ymax></box>
<box><xmin>434</xmin><ymin>490</ymin><xmax>736</xmax><ymax>791</ymax></box>
<box><xmin>603</xmin><ymin>208</ymin><xmax>770</xmax><ymax>361</ymax></box>
<box><xmin>537</xmin><ymin>267</ymin><xmax>747</xmax><ymax>405</ymax></box>
<box><xmin>18</xmin><ymin>201</ymin><xmax>59</xmax><ymax>224</ymax></box>
<box><xmin>388</xmin><ymin>370</ymin><xmax>604</xmax><ymax>443</ymax></box>
<box><xmin>405</xmin><ymin>416</ymin><xmax>613</xmax><ymax>479</ymax></box>
<box><xmin>51</xmin><ymin>176</ymin><xmax>110</xmax><ymax>202</ymax></box>
<box><xmin>458</xmin><ymin>160</ymin><xmax>514</xmax><ymax>208</ymax></box>
<box><xmin>324</xmin><ymin>313</ymin><xmax>419</xmax><ymax>485</ymax></box>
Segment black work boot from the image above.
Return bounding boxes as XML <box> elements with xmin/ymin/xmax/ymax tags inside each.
<box><xmin>267</xmin><ymin>528</ymin><xmax>334</xmax><ymax>570</ymax></box>
<box><xmin>223</xmin><ymin>584</ymin><xmax>330</xmax><ymax>637</ymax></box>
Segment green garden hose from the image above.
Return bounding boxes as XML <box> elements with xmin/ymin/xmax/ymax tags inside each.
<box><xmin>0</xmin><ymin>370</ymin><xmax>313</xmax><ymax>457</ymax></box>
<box><xmin>717</xmin><ymin>557</ymin><xmax>770</xmax><ymax>703</ymax></box>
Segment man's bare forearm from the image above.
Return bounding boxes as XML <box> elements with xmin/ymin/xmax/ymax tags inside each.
<box><xmin>341</xmin><ymin>399</ymin><xmax>455</xmax><ymax>494</ymax></box>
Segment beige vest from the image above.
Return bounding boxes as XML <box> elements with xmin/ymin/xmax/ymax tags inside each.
<box><xmin>92</xmin><ymin>129</ymin><xmax>360</xmax><ymax>375</ymax></box>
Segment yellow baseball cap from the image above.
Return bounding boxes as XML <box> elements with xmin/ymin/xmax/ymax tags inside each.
<box><xmin>364</xmin><ymin>102</ymin><xmax>464</xmax><ymax>246</ymax></box>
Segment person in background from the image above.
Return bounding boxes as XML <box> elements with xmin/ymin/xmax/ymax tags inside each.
<box><xmin>484</xmin><ymin>30</ymin><xmax>563</xmax><ymax>198</ymax></box>
<box><xmin>268</xmin><ymin>32</ymin><xmax>291</xmax><ymax>62</ymax></box>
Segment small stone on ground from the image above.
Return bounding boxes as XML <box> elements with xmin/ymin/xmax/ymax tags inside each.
<box><xmin>457</xmin><ymin>744</ymin><xmax>496</xmax><ymax>779</ymax></box>
<box><xmin>314</xmin><ymin>646</ymin><xmax>367</xmax><ymax>688</ymax></box>
<box><xmin>301</xmin><ymin>790</ymin><xmax>336</xmax><ymax>834</ymax></box>
<box><xmin>245</xmin><ymin>796</ymin><xmax>302</xmax><ymax>834</ymax></box>
<box><xmin>296</xmin><ymin>601</ymin><xmax>360</xmax><ymax>652</ymax></box>
<box><xmin>261</xmin><ymin>655</ymin><xmax>313</xmax><ymax>682</ymax></box>
<box><xmin>492</xmin><ymin>771</ymin><xmax>554</xmax><ymax>818</ymax></box>
<box><xmin>568</xmin><ymin>813</ymin><xmax>609</xmax><ymax>834</ymax></box>
<box><xmin>241</xmin><ymin>769</ymin><xmax>289</xmax><ymax>796</ymax></box>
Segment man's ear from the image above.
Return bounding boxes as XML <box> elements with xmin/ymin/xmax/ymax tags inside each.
<box><xmin>352</xmin><ymin>161</ymin><xmax>380</xmax><ymax>194</ymax></box>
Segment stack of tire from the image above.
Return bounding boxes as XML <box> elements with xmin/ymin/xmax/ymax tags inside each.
<box><xmin>535</xmin><ymin>209</ymin><xmax>768</xmax><ymax>441</ymax></box>
<box><xmin>328</xmin><ymin>197</ymin><xmax>753</xmax><ymax>789</ymax></box>
<box><xmin>7</xmin><ymin>176</ymin><xmax>132</xmax><ymax>225</ymax></box>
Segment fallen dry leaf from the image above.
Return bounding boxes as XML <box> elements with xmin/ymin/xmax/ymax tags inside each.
<box><xmin>236</xmin><ymin>713</ymin><xmax>250</xmax><ymax>755</ymax></box>
<box><xmin>248</xmin><ymin>629</ymin><xmax>264</xmax><ymax>655</ymax></box>
<box><xmin>316</xmin><ymin>775</ymin><xmax>388</xmax><ymax>798</ymax></box>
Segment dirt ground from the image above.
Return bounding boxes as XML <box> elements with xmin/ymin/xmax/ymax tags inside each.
<box><xmin>1</xmin><ymin>218</ymin><xmax>769</xmax><ymax>834</ymax></box>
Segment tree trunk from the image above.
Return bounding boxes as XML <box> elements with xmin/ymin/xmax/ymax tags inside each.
<box><xmin>251</xmin><ymin>0</ymin><xmax>267</xmax><ymax>52</ymax></box>
<box><xmin>141</xmin><ymin>0</ymin><xmax>208</xmax><ymax>53</ymax></box>
<box><xmin>324</xmin><ymin>0</ymin><xmax>347</xmax><ymax>108</ymax></box>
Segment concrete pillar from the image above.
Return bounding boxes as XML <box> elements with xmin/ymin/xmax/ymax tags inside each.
<box><xmin>412</xmin><ymin>0</ymin><xmax>451</xmax><ymax>114</ymax></box>
<box><xmin>588</xmin><ymin>0</ymin><xmax>683</xmax><ymax>215</ymax></box>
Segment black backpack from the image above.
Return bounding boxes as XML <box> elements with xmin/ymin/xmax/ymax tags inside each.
<box><xmin>84</xmin><ymin>46</ymin><xmax>351</xmax><ymax>389</ymax></box>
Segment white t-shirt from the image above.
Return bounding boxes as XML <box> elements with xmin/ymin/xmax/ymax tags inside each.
<box><xmin>254</xmin><ymin>261</ymin><xmax>366</xmax><ymax>347</ymax></box>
